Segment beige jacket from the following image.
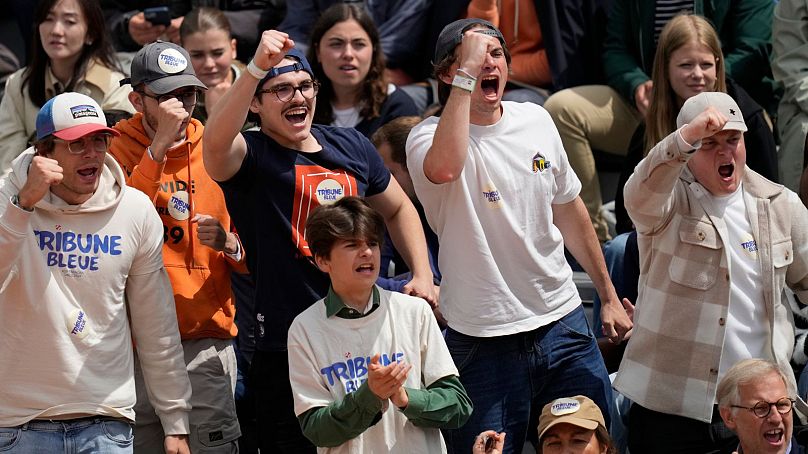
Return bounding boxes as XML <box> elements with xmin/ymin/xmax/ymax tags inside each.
<box><xmin>0</xmin><ymin>60</ymin><xmax>133</xmax><ymax>176</ymax></box>
<box><xmin>615</xmin><ymin>129</ymin><xmax>808</xmax><ymax>422</ymax></box>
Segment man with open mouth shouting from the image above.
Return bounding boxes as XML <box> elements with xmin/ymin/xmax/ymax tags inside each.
<box><xmin>617</xmin><ymin>92</ymin><xmax>808</xmax><ymax>453</ymax></box>
<box><xmin>0</xmin><ymin>93</ymin><xmax>192</xmax><ymax>453</ymax></box>
<box><xmin>718</xmin><ymin>359</ymin><xmax>806</xmax><ymax>454</ymax></box>
<box><xmin>203</xmin><ymin>29</ymin><xmax>436</xmax><ymax>452</ymax></box>
<box><xmin>406</xmin><ymin>18</ymin><xmax>633</xmax><ymax>454</ymax></box>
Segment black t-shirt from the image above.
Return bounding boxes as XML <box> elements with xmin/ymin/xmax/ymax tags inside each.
<box><xmin>218</xmin><ymin>124</ymin><xmax>391</xmax><ymax>350</ymax></box>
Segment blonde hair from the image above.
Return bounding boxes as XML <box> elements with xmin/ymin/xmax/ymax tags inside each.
<box><xmin>644</xmin><ymin>14</ymin><xmax>727</xmax><ymax>153</ymax></box>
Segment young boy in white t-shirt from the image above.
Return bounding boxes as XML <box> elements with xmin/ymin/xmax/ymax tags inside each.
<box><xmin>287</xmin><ymin>196</ymin><xmax>471</xmax><ymax>453</ymax></box>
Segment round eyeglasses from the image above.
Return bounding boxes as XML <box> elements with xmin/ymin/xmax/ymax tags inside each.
<box><xmin>53</xmin><ymin>133</ymin><xmax>113</xmax><ymax>155</ymax></box>
<box><xmin>138</xmin><ymin>89</ymin><xmax>199</xmax><ymax>107</ymax></box>
<box><xmin>256</xmin><ymin>80</ymin><xmax>319</xmax><ymax>103</ymax></box>
<box><xmin>731</xmin><ymin>397</ymin><xmax>794</xmax><ymax>418</ymax></box>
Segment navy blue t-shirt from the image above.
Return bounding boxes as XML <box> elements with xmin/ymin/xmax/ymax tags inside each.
<box><xmin>218</xmin><ymin>124</ymin><xmax>391</xmax><ymax>351</ymax></box>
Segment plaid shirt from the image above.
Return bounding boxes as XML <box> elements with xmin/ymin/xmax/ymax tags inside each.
<box><xmin>614</xmin><ymin>130</ymin><xmax>808</xmax><ymax>422</ymax></box>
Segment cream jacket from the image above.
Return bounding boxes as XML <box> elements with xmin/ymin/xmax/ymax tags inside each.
<box><xmin>0</xmin><ymin>61</ymin><xmax>133</xmax><ymax>176</ymax></box>
<box><xmin>615</xmin><ymin>129</ymin><xmax>808</xmax><ymax>422</ymax></box>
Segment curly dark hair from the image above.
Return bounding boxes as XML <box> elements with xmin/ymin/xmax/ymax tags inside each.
<box><xmin>307</xmin><ymin>3</ymin><xmax>387</xmax><ymax>125</ymax></box>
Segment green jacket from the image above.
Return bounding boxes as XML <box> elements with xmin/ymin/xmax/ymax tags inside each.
<box><xmin>603</xmin><ymin>0</ymin><xmax>777</xmax><ymax>113</ymax></box>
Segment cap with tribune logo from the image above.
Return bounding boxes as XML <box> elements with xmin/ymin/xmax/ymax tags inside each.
<box><xmin>120</xmin><ymin>40</ymin><xmax>207</xmax><ymax>94</ymax></box>
<box><xmin>676</xmin><ymin>91</ymin><xmax>747</xmax><ymax>132</ymax></box>
<box><xmin>35</xmin><ymin>92</ymin><xmax>120</xmax><ymax>141</ymax></box>
<box><xmin>537</xmin><ymin>395</ymin><xmax>606</xmax><ymax>440</ymax></box>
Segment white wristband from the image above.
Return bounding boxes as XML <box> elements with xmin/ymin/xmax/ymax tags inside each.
<box><xmin>452</xmin><ymin>74</ymin><xmax>476</xmax><ymax>92</ymax></box>
<box><xmin>246</xmin><ymin>59</ymin><xmax>269</xmax><ymax>80</ymax></box>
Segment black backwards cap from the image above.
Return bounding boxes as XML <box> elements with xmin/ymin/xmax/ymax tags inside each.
<box><xmin>433</xmin><ymin>18</ymin><xmax>506</xmax><ymax>64</ymax></box>
<box><xmin>258</xmin><ymin>48</ymin><xmax>315</xmax><ymax>86</ymax></box>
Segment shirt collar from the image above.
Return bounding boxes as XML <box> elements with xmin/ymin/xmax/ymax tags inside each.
<box><xmin>324</xmin><ymin>285</ymin><xmax>381</xmax><ymax>319</ymax></box>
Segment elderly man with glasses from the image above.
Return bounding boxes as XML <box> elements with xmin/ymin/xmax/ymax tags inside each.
<box><xmin>110</xmin><ymin>40</ymin><xmax>247</xmax><ymax>453</ymax></box>
<box><xmin>718</xmin><ymin>359</ymin><xmax>808</xmax><ymax>454</ymax></box>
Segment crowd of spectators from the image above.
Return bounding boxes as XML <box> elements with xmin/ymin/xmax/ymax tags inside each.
<box><xmin>4</xmin><ymin>1</ymin><xmax>808</xmax><ymax>454</ymax></box>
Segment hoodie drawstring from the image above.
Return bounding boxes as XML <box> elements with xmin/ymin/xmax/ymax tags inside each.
<box><xmin>186</xmin><ymin>143</ymin><xmax>195</xmax><ymax>268</ymax></box>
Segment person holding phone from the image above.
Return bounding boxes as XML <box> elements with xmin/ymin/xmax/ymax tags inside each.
<box><xmin>0</xmin><ymin>0</ymin><xmax>134</xmax><ymax>178</ymax></box>
<box><xmin>102</xmin><ymin>1</ymin><xmax>285</xmax><ymax>61</ymax></box>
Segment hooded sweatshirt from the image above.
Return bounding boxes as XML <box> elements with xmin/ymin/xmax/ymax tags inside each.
<box><xmin>0</xmin><ymin>149</ymin><xmax>191</xmax><ymax>434</ymax></box>
<box><xmin>109</xmin><ymin>114</ymin><xmax>245</xmax><ymax>340</ymax></box>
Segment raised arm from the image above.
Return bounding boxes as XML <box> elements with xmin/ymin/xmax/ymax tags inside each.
<box><xmin>624</xmin><ymin>107</ymin><xmax>728</xmax><ymax>234</ymax></box>
<box><xmin>423</xmin><ymin>31</ymin><xmax>499</xmax><ymax>184</ymax></box>
<box><xmin>203</xmin><ymin>30</ymin><xmax>294</xmax><ymax>182</ymax></box>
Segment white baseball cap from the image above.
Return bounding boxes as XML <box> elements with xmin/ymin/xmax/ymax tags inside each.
<box><xmin>35</xmin><ymin>92</ymin><xmax>119</xmax><ymax>141</ymax></box>
<box><xmin>676</xmin><ymin>91</ymin><xmax>747</xmax><ymax>132</ymax></box>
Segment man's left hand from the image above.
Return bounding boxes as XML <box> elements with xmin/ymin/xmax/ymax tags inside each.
<box><xmin>403</xmin><ymin>274</ymin><xmax>438</xmax><ymax>308</ymax></box>
<box><xmin>164</xmin><ymin>435</ymin><xmax>190</xmax><ymax>454</ymax></box>
<box><xmin>601</xmin><ymin>297</ymin><xmax>634</xmax><ymax>344</ymax></box>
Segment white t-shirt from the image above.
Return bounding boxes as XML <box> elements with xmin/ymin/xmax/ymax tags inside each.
<box><xmin>703</xmin><ymin>185</ymin><xmax>770</xmax><ymax>377</ymax></box>
<box><xmin>406</xmin><ymin>101</ymin><xmax>583</xmax><ymax>337</ymax></box>
<box><xmin>332</xmin><ymin>106</ymin><xmax>361</xmax><ymax>128</ymax></box>
<box><xmin>331</xmin><ymin>84</ymin><xmax>398</xmax><ymax>128</ymax></box>
<box><xmin>288</xmin><ymin>288</ymin><xmax>457</xmax><ymax>454</ymax></box>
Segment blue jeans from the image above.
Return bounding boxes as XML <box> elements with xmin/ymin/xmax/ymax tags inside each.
<box><xmin>0</xmin><ymin>418</ymin><xmax>133</xmax><ymax>453</ymax></box>
<box><xmin>442</xmin><ymin>305</ymin><xmax>612</xmax><ymax>454</ymax></box>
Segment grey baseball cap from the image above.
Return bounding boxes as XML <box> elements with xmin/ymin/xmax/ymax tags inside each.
<box><xmin>121</xmin><ymin>41</ymin><xmax>206</xmax><ymax>94</ymax></box>
<box><xmin>676</xmin><ymin>92</ymin><xmax>747</xmax><ymax>132</ymax></box>
<box><xmin>434</xmin><ymin>18</ymin><xmax>506</xmax><ymax>64</ymax></box>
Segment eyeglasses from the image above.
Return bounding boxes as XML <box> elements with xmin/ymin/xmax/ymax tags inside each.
<box><xmin>53</xmin><ymin>133</ymin><xmax>113</xmax><ymax>155</ymax></box>
<box><xmin>138</xmin><ymin>90</ymin><xmax>199</xmax><ymax>106</ymax></box>
<box><xmin>731</xmin><ymin>398</ymin><xmax>795</xmax><ymax>418</ymax></box>
<box><xmin>257</xmin><ymin>80</ymin><xmax>319</xmax><ymax>102</ymax></box>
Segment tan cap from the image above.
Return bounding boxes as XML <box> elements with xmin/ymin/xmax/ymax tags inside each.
<box><xmin>537</xmin><ymin>395</ymin><xmax>605</xmax><ymax>439</ymax></box>
<box><xmin>675</xmin><ymin>91</ymin><xmax>747</xmax><ymax>132</ymax></box>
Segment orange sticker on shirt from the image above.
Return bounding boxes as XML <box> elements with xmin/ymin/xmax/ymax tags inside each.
<box><xmin>291</xmin><ymin>165</ymin><xmax>358</xmax><ymax>257</ymax></box>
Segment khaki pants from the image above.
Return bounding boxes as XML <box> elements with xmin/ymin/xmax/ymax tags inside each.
<box><xmin>544</xmin><ymin>85</ymin><xmax>642</xmax><ymax>241</ymax></box>
<box><xmin>134</xmin><ymin>338</ymin><xmax>240</xmax><ymax>453</ymax></box>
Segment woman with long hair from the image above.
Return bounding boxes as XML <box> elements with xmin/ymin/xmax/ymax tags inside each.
<box><xmin>0</xmin><ymin>0</ymin><xmax>133</xmax><ymax>175</ymax></box>
<box><xmin>307</xmin><ymin>3</ymin><xmax>418</xmax><ymax>138</ymax></box>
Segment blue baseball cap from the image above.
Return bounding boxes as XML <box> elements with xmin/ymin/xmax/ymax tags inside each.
<box><xmin>36</xmin><ymin>92</ymin><xmax>120</xmax><ymax>141</ymax></box>
<box><xmin>258</xmin><ymin>48</ymin><xmax>315</xmax><ymax>86</ymax></box>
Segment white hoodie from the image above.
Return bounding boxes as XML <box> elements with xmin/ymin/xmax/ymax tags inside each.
<box><xmin>0</xmin><ymin>149</ymin><xmax>191</xmax><ymax>435</ymax></box>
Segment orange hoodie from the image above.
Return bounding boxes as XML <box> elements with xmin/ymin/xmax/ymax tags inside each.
<box><xmin>109</xmin><ymin>113</ymin><xmax>245</xmax><ymax>340</ymax></box>
<box><xmin>467</xmin><ymin>0</ymin><xmax>551</xmax><ymax>87</ymax></box>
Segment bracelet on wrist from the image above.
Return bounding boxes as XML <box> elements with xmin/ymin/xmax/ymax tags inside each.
<box><xmin>452</xmin><ymin>74</ymin><xmax>476</xmax><ymax>92</ymax></box>
<box><xmin>455</xmin><ymin>68</ymin><xmax>477</xmax><ymax>81</ymax></box>
<box><xmin>246</xmin><ymin>59</ymin><xmax>269</xmax><ymax>80</ymax></box>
